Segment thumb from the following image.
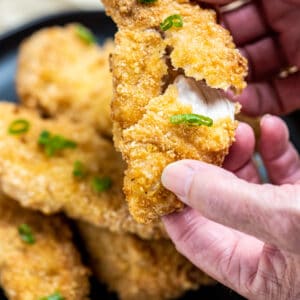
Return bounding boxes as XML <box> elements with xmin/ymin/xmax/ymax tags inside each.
<box><xmin>162</xmin><ymin>160</ymin><xmax>300</xmax><ymax>253</ymax></box>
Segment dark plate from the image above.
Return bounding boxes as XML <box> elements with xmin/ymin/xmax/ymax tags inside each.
<box><xmin>0</xmin><ymin>10</ymin><xmax>298</xmax><ymax>300</ymax></box>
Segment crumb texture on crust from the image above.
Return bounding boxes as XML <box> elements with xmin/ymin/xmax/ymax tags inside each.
<box><xmin>0</xmin><ymin>102</ymin><xmax>165</xmax><ymax>239</ymax></box>
<box><xmin>102</xmin><ymin>0</ymin><xmax>247</xmax><ymax>223</ymax></box>
<box><xmin>111</xmin><ymin>29</ymin><xmax>168</xmax><ymax>129</ymax></box>
<box><xmin>78</xmin><ymin>222</ymin><xmax>214</xmax><ymax>300</ymax></box>
<box><xmin>17</xmin><ymin>24</ymin><xmax>114</xmax><ymax>136</ymax></box>
<box><xmin>0</xmin><ymin>194</ymin><xmax>89</xmax><ymax>300</ymax></box>
<box><xmin>122</xmin><ymin>85</ymin><xmax>237</xmax><ymax>223</ymax></box>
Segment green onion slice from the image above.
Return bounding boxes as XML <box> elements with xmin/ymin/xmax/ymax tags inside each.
<box><xmin>38</xmin><ymin>130</ymin><xmax>77</xmax><ymax>157</ymax></box>
<box><xmin>92</xmin><ymin>176</ymin><xmax>112</xmax><ymax>193</ymax></box>
<box><xmin>8</xmin><ymin>119</ymin><xmax>30</xmax><ymax>135</ymax></box>
<box><xmin>73</xmin><ymin>161</ymin><xmax>87</xmax><ymax>179</ymax></box>
<box><xmin>170</xmin><ymin>114</ymin><xmax>213</xmax><ymax>127</ymax></box>
<box><xmin>18</xmin><ymin>223</ymin><xmax>35</xmax><ymax>244</ymax></box>
<box><xmin>75</xmin><ymin>24</ymin><xmax>96</xmax><ymax>45</ymax></box>
<box><xmin>138</xmin><ymin>0</ymin><xmax>157</xmax><ymax>3</ymax></box>
<box><xmin>39</xmin><ymin>291</ymin><xmax>65</xmax><ymax>300</ymax></box>
<box><xmin>160</xmin><ymin>14</ymin><xmax>183</xmax><ymax>31</ymax></box>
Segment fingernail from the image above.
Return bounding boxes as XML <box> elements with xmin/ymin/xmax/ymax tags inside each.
<box><xmin>260</xmin><ymin>114</ymin><xmax>272</xmax><ymax>126</ymax></box>
<box><xmin>161</xmin><ymin>161</ymin><xmax>195</xmax><ymax>203</ymax></box>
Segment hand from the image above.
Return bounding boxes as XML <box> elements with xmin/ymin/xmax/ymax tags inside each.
<box><xmin>203</xmin><ymin>0</ymin><xmax>300</xmax><ymax>116</ymax></box>
<box><xmin>161</xmin><ymin>115</ymin><xmax>300</xmax><ymax>299</ymax></box>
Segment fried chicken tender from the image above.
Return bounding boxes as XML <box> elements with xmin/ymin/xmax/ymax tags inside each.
<box><xmin>0</xmin><ymin>193</ymin><xmax>89</xmax><ymax>300</ymax></box>
<box><xmin>102</xmin><ymin>0</ymin><xmax>248</xmax><ymax>223</ymax></box>
<box><xmin>0</xmin><ymin>102</ymin><xmax>165</xmax><ymax>239</ymax></box>
<box><xmin>78</xmin><ymin>222</ymin><xmax>214</xmax><ymax>300</ymax></box>
<box><xmin>17</xmin><ymin>24</ymin><xmax>113</xmax><ymax>137</ymax></box>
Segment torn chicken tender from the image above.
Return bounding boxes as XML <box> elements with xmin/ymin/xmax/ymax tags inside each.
<box><xmin>0</xmin><ymin>102</ymin><xmax>165</xmax><ymax>239</ymax></box>
<box><xmin>17</xmin><ymin>24</ymin><xmax>114</xmax><ymax>136</ymax></box>
<box><xmin>0</xmin><ymin>194</ymin><xmax>89</xmax><ymax>300</ymax></box>
<box><xmin>123</xmin><ymin>77</ymin><xmax>238</xmax><ymax>222</ymax></box>
<box><xmin>102</xmin><ymin>0</ymin><xmax>247</xmax><ymax>223</ymax></box>
<box><xmin>103</xmin><ymin>0</ymin><xmax>247</xmax><ymax>91</ymax></box>
<box><xmin>78</xmin><ymin>222</ymin><xmax>214</xmax><ymax>300</ymax></box>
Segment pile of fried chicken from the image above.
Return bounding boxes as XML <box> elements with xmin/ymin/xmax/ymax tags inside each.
<box><xmin>0</xmin><ymin>0</ymin><xmax>247</xmax><ymax>299</ymax></box>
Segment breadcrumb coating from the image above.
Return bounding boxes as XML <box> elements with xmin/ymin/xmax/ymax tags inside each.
<box><xmin>123</xmin><ymin>85</ymin><xmax>237</xmax><ymax>222</ymax></box>
<box><xmin>102</xmin><ymin>0</ymin><xmax>247</xmax><ymax>223</ymax></box>
<box><xmin>78</xmin><ymin>222</ymin><xmax>214</xmax><ymax>300</ymax></box>
<box><xmin>17</xmin><ymin>25</ymin><xmax>114</xmax><ymax>136</ymax></box>
<box><xmin>103</xmin><ymin>0</ymin><xmax>247</xmax><ymax>91</ymax></box>
<box><xmin>0</xmin><ymin>102</ymin><xmax>165</xmax><ymax>239</ymax></box>
<box><xmin>0</xmin><ymin>194</ymin><xmax>89</xmax><ymax>300</ymax></box>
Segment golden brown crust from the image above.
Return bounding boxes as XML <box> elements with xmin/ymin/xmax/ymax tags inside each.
<box><xmin>17</xmin><ymin>25</ymin><xmax>113</xmax><ymax>136</ymax></box>
<box><xmin>103</xmin><ymin>0</ymin><xmax>247</xmax><ymax>91</ymax></box>
<box><xmin>0</xmin><ymin>194</ymin><xmax>89</xmax><ymax>300</ymax></box>
<box><xmin>111</xmin><ymin>29</ymin><xmax>168</xmax><ymax>128</ymax></box>
<box><xmin>0</xmin><ymin>102</ymin><xmax>165</xmax><ymax>238</ymax></box>
<box><xmin>122</xmin><ymin>86</ymin><xmax>237</xmax><ymax>222</ymax></box>
<box><xmin>102</xmin><ymin>0</ymin><xmax>247</xmax><ymax>223</ymax></box>
<box><xmin>78</xmin><ymin>222</ymin><xmax>214</xmax><ymax>300</ymax></box>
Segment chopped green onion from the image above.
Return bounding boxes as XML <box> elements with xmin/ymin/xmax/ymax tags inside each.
<box><xmin>8</xmin><ymin>119</ymin><xmax>30</xmax><ymax>135</ymax></box>
<box><xmin>160</xmin><ymin>14</ymin><xmax>183</xmax><ymax>31</ymax></box>
<box><xmin>18</xmin><ymin>224</ymin><xmax>35</xmax><ymax>244</ymax></box>
<box><xmin>38</xmin><ymin>130</ymin><xmax>77</xmax><ymax>157</ymax></box>
<box><xmin>92</xmin><ymin>176</ymin><xmax>112</xmax><ymax>193</ymax></box>
<box><xmin>39</xmin><ymin>291</ymin><xmax>65</xmax><ymax>300</ymax></box>
<box><xmin>138</xmin><ymin>0</ymin><xmax>157</xmax><ymax>3</ymax></box>
<box><xmin>75</xmin><ymin>24</ymin><xmax>96</xmax><ymax>45</ymax></box>
<box><xmin>73</xmin><ymin>161</ymin><xmax>87</xmax><ymax>179</ymax></box>
<box><xmin>170</xmin><ymin>114</ymin><xmax>213</xmax><ymax>127</ymax></box>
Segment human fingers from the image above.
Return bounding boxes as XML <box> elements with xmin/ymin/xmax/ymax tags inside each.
<box><xmin>240</xmin><ymin>37</ymin><xmax>286</xmax><ymax>82</ymax></box>
<box><xmin>233</xmin><ymin>73</ymin><xmax>300</xmax><ymax>116</ymax></box>
<box><xmin>262</xmin><ymin>0</ymin><xmax>300</xmax><ymax>67</ymax></box>
<box><xmin>234</xmin><ymin>159</ymin><xmax>260</xmax><ymax>183</ymax></box>
<box><xmin>221</xmin><ymin>2</ymin><xmax>268</xmax><ymax>46</ymax></box>
<box><xmin>259</xmin><ymin>115</ymin><xmax>300</xmax><ymax>184</ymax></box>
<box><xmin>163</xmin><ymin>207</ymin><xmax>264</xmax><ymax>299</ymax></box>
<box><xmin>161</xmin><ymin>159</ymin><xmax>300</xmax><ymax>253</ymax></box>
<box><xmin>222</xmin><ymin>122</ymin><xmax>260</xmax><ymax>182</ymax></box>
<box><xmin>223</xmin><ymin>122</ymin><xmax>255</xmax><ymax>171</ymax></box>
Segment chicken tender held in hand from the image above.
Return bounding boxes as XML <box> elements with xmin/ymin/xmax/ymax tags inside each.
<box><xmin>0</xmin><ymin>102</ymin><xmax>165</xmax><ymax>239</ymax></box>
<box><xmin>102</xmin><ymin>0</ymin><xmax>248</xmax><ymax>223</ymax></box>
<box><xmin>0</xmin><ymin>193</ymin><xmax>89</xmax><ymax>300</ymax></box>
<box><xmin>78</xmin><ymin>222</ymin><xmax>214</xmax><ymax>300</ymax></box>
<box><xmin>17</xmin><ymin>24</ymin><xmax>114</xmax><ymax>137</ymax></box>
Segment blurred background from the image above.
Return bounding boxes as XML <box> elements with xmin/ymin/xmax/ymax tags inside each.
<box><xmin>0</xmin><ymin>0</ymin><xmax>103</xmax><ymax>34</ymax></box>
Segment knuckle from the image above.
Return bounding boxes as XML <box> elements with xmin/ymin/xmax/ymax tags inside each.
<box><xmin>267</xmin><ymin>185</ymin><xmax>300</xmax><ymax>252</ymax></box>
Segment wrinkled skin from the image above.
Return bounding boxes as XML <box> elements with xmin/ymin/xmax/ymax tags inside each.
<box><xmin>162</xmin><ymin>1</ymin><xmax>300</xmax><ymax>299</ymax></box>
<box><xmin>163</xmin><ymin>115</ymin><xmax>300</xmax><ymax>300</ymax></box>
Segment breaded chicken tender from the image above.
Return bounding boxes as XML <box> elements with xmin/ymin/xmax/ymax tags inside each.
<box><xmin>0</xmin><ymin>193</ymin><xmax>89</xmax><ymax>300</ymax></box>
<box><xmin>102</xmin><ymin>0</ymin><xmax>248</xmax><ymax>223</ymax></box>
<box><xmin>17</xmin><ymin>24</ymin><xmax>113</xmax><ymax>137</ymax></box>
<box><xmin>0</xmin><ymin>102</ymin><xmax>165</xmax><ymax>239</ymax></box>
<box><xmin>78</xmin><ymin>222</ymin><xmax>214</xmax><ymax>300</ymax></box>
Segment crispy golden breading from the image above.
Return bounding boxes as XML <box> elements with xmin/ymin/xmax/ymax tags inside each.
<box><xmin>102</xmin><ymin>0</ymin><xmax>247</xmax><ymax>92</ymax></box>
<box><xmin>78</xmin><ymin>222</ymin><xmax>214</xmax><ymax>300</ymax></box>
<box><xmin>0</xmin><ymin>102</ymin><xmax>165</xmax><ymax>239</ymax></box>
<box><xmin>102</xmin><ymin>0</ymin><xmax>247</xmax><ymax>223</ymax></box>
<box><xmin>17</xmin><ymin>24</ymin><xmax>113</xmax><ymax>136</ymax></box>
<box><xmin>0</xmin><ymin>194</ymin><xmax>89</xmax><ymax>300</ymax></box>
<box><xmin>122</xmin><ymin>85</ymin><xmax>237</xmax><ymax>222</ymax></box>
